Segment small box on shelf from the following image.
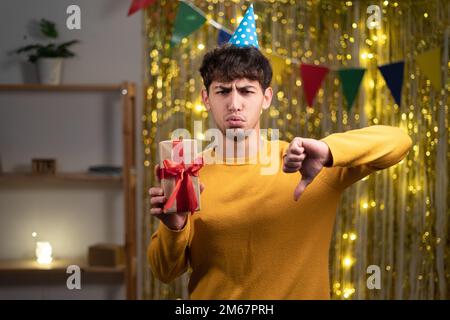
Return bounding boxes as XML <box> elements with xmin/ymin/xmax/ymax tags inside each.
<box><xmin>88</xmin><ymin>244</ymin><xmax>125</xmax><ymax>267</ymax></box>
<box><xmin>32</xmin><ymin>158</ymin><xmax>57</xmax><ymax>175</ymax></box>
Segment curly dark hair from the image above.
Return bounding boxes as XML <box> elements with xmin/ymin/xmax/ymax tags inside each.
<box><xmin>199</xmin><ymin>43</ymin><xmax>273</xmax><ymax>93</ymax></box>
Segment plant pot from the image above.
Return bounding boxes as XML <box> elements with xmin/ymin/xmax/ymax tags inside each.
<box><xmin>36</xmin><ymin>58</ymin><xmax>63</xmax><ymax>85</ymax></box>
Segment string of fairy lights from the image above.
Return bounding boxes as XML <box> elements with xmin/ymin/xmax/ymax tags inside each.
<box><xmin>142</xmin><ymin>0</ymin><xmax>449</xmax><ymax>300</ymax></box>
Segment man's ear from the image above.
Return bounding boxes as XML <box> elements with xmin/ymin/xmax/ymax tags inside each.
<box><xmin>262</xmin><ymin>87</ymin><xmax>273</xmax><ymax>110</ymax></box>
<box><xmin>201</xmin><ymin>88</ymin><xmax>210</xmax><ymax>111</ymax></box>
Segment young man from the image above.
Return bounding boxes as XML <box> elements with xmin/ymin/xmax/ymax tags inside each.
<box><xmin>148</xmin><ymin>43</ymin><xmax>412</xmax><ymax>299</ymax></box>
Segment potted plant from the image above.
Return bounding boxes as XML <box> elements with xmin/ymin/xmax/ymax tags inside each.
<box><xmin>15</xmin><ymin>19</ymin><xmax>79</xmax><ymax>85</ymax></box>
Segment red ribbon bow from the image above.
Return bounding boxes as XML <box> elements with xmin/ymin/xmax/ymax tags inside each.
<box><xmin>158</xmin><ymin>157</ymin><xmax>204</xmax><ymax>214</ymax></box>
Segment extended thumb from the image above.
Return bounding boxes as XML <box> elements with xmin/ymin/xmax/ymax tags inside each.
<box><xmin>294</xmin><ymin>178</ymin><xmax>309</xmax><ymax>201</ymax></box>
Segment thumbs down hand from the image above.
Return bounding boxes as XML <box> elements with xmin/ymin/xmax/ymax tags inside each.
<box><xmin>283</xmin><ymin>137</ymin><xmax>332</xmax><ymax>201</ymax></box>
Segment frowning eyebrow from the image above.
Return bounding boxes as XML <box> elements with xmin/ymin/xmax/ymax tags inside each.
<box><xmin>213</xmin><ymin>85</ymin><xmax>257</xmax><ymax>90</ymax></box>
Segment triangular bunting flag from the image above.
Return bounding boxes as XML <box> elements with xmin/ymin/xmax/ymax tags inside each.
<box><xmin>171</xmin><ymin>1</ymin><xmax>207</xmax><ymax>46</ymax></box>
<box><xmin>416</xmin><ymin>47</ymin><xmax>442</xmax><ymax>91</ymax></box>
<box><xmin>338</xmin><ymin>68</ymin><xmax>366</xmax><ymax>112</ymax></box>
<box><xmin>378</xmin><ymin>62</ymin><xmax>404</xmax><ymax>106</ymax></box>
<box><xmin>127</xmin><ymin>0</ymin><xmax>156</xmax><ymax>16</ymax></box>
<box><xmin>218</xmin><ymin>29</ymin><xmax>232</xmax><ymax>46</ymax></box>
<box><xmin>270</xmin><ymin>54</ymin><xmax>286</xmax><ymax>85</ymax></box>
<box><xmin>229</xmin><ymin>4</ymin><xmax>259</xmax><ymax>48</ymax></box>
<box><xmin>300</xmin><ymin>64</ymin><xmax>330</xmax><ymax>107</ymax></box>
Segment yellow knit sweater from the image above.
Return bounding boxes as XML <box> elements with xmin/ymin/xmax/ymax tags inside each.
<box><xmin>148</xmin><ymin>125</ymin><xmax>412</xmax><ymax>299</ymax></box>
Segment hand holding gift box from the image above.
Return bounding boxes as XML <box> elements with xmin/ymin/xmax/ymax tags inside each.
<box><xmin>157</xmin><ymin>139</ymin><xmax>203</xmax><ymax>215</ymax></box>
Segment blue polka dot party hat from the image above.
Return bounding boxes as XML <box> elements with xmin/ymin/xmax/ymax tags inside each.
<box><xmin>228</xmin><ymin>4</ymin><xmax>259</xmax><ymax>48</ymax></box>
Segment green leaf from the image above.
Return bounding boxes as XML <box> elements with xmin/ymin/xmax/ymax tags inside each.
<box><xmin>15</xmin><ymin>44</ymin><xmax>43</xmax><ymax>54</ymax></box>
<box><xmin>37</xmin><ymin>44</ymin><xmax>57</xmax><ymax>58</ymax></box>
<box><xmin>40</xmin><ymin>19</ymin><xmax>58</xmax><ymax>38</ymax></box>
<box><xmin>57</xmin><ymin>40</ymin><xmax>80</xmax><ymax>50</ymax></box>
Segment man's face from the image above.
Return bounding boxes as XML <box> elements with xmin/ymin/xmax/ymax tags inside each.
<box><xmin>201</xmin><ymin>78</ymin><xmax>273</xmax><ymax>135</ymax></box>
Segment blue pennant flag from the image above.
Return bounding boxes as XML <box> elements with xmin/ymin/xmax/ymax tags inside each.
<box><xmin>378</xmin><ymin>62</ymin><xmax>405</xmax><ymax>106</ymax></box>
<box><xmin>218</xmin><ymin>29</ymin><xmax>232</xmax><ymax>45</ymax></box>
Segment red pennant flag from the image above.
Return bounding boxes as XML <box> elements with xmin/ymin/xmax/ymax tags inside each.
<box><xmin>128</xmin><ymin>0</ymin><xmax>156</xmax><ymax>16</ymax></box>
<box><xmin>300</xmin><ymin>64</ymin><xmax>330</xmax><ymax>107</ymax></box>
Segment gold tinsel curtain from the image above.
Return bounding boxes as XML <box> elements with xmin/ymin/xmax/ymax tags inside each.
<box><xmin>142</xmin><ymin>0</ymin><xmax>449</xmax><ymax>299</ymax></box>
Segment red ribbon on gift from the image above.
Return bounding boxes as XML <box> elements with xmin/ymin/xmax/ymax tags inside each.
<box><xmin>158</xmin><ymin>140</ymin><xmax>203</xmax><ymax>214</ymax></box>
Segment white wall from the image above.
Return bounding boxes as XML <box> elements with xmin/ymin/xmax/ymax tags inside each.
<box><xmin>0</xmin><ymin>0</ymin><xmax>143</xmax><ymax>299</ymax></box>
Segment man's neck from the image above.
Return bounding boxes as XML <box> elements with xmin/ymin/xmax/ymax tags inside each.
<box><xmin>220</xmin><ymin>128</ymin><xmax>262</xmax><ymax>161</ymax></box>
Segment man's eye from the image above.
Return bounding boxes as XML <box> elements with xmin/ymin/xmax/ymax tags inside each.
<box><xmin>241</xmin><ymin>90</ymin><xmax>253</xmax><ymax>94</ymax></box>
<box><xmin>217</xmin><ymin>91</ymin><xmax>229</xmax><ymax>95</ymax></box>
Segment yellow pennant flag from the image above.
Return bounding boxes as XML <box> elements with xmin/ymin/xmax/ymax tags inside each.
<box><xmin>269</xmin><ymin>53</ymin><xmax>286</xmax><ymax>85</ymax></box>
<box><xmin>416</xmin><ymin>47</ymin><xmax>442</xmax><ymax>90</ymax></box>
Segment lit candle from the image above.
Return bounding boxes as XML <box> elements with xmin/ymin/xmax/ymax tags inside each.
<box><xmin>36</xmin><ymin>241</ymin><xmax>53</xmax><ymax>264</ymax></box>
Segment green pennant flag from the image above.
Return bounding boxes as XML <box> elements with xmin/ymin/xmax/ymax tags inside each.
<box><xmin>338</xmin><ymin>68</ymin><xmax>366</xmax><ymax>111</ymax></box>
<box><xmin>171</xmin><ymin>1</ymin><xmax>206</xmax><ymax>46</ymax></box>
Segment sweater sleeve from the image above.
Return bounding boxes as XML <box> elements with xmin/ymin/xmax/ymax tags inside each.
<box><xmin>319</xmin><ymin>125</ymin><xmax>412</xmax><ymax>190</ymax></box>
<box><xmin>147</xmin><ymin>216</ymin><xmax>191</xmax><ymax>284</ymax></box>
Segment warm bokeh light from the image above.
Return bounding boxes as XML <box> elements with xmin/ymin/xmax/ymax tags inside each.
<box><xmin>35</xmin><ymin>241</ymin><xmax>53</xmax><ymax>265</ymax></box>
<box><xmin>342</xmin><ymin>256</ymin><xmax>354</xmax><ymax>268</ymax></box>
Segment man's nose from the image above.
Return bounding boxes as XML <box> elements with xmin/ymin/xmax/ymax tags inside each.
<box><xmin>227</xmin><ymin>89</ymin><xmax>242</xmax><ymax>112</ymax></box>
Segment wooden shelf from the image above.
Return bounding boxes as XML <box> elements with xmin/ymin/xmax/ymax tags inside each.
<box><xmin>0</xmin><ymin>172</ymin><xmax>123</xmax><ymax>187</ymax></box>
<box><xmin>0</xmin><ymin>81</ymin><xmax>137</xmax><ymax>298</ymax></box>
<box><xmin>0</xmin><ymin>259</ymin><xmax>124</xmax><ymax>275</ymax></box>
<box><xmin>0</xmin><ymin>84</ymin><xmax>124</xmax><ymax>92</ymax></box>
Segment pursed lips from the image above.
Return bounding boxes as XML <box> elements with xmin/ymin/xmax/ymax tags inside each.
<box><xmin>225</xmin><ymin>115</ymin><xmax>245</xmax><ymax>122</ymax></box>
<box><xmin>225</xmin><ymin>115</ymin><xmax>245</xmax><ymax>127</ymax></box>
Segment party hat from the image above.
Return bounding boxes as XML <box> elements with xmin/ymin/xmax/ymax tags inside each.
<box><xmin>228</xmin><ymin>4</ymin><xmax>259</xmax><ymax>48</ymax></box>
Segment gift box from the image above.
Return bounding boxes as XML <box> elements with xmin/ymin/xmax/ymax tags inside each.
<box><xmin>158</xmin><ymin>139</ymin><xmax>203</xmax><ymax>214</ymax></box>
